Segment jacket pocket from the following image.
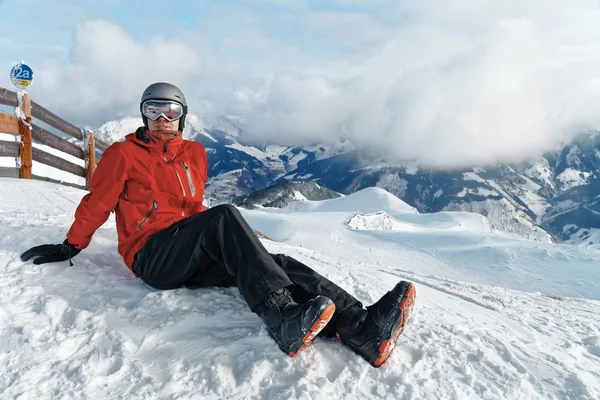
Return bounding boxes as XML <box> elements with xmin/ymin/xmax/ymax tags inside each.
<box><xmin>182</xmin><ymin>162</ymin><xmax>196</xmax><ymax>197</ymax></box>
<box><xmin>136</xmin><ymin>200</ymin><xmax>159</xmax><ymax>232</ymax></box>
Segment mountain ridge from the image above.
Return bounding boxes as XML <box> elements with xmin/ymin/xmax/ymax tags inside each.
<box><xmin>92</xmin><ymin>116</ymin><xmax>600</xmax><ymax>246</ymax></box>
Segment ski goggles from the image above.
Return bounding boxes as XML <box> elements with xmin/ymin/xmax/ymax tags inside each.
<box><xmin>141</xmin><ymin>100</ymin><xmax>184</xmax><ymax>121</ymax></box>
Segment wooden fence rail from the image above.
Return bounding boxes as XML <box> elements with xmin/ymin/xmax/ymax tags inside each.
<box><xmin>0</xmin><ymin>113</ymin><xmax>19</xmax><ymax>135</ymax></box>
<box><xmin>0</xmin><ymin>86</ymin><xmax>108</xmax><ymax>189</ymax></box>
<box><xmin>32</xmin><ymin>124</ymin><xmax>85</xmax><ymax>160</ymax></box>
<box><xmin>0</xmin><ymin>88</ymin><xmax>18</xmax><ymax>107</ymax></box>
<box><xmin>0</xmin><ymin>140</ymin><xmax>19</xmax><ymax>157</ymax></box>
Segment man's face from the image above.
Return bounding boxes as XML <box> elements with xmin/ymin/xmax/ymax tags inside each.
<box><xmin>148</xmin><ymin>116</ymin><xmax>179</xmax><ymax>132</ymax></box>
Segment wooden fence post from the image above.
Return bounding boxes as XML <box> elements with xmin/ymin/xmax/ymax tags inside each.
<box><xmin>19</xmin><ymin>93</ymin><xmax>32</xmax><ymax>179</ymax></box>
<box><xmin>86</xmin><ymin>130</ymin><xmax>96</xmax><ymax>189</ymax></box>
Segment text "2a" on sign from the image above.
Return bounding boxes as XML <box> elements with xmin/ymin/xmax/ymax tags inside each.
<box><xmin>10</xmin><ymin>63</ymin><xmax>34</xmax><ymax>90</ymax></box>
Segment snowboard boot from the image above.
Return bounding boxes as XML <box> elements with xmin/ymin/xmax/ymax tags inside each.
<box><xmin>255</xmin><ymin>287</ymin><xmax>336</xmax><ymax>357</ymax></box>
<box><xmin>336</xmin><ymin>281</ymin><xmax>416</xmax><ymax>367</ymax></box>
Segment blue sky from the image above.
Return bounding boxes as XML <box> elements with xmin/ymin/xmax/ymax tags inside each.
<box><xmin>0</xmin><ymin>0</ymin><xmax>397</xmax><ymax>79</ymax></box>
<box><xmin>0</xmin><ymin>0</ymin><xmax>404</xmax><ymax>127</ymax></box>
<box><xmin>1</xmin><ymin>0</ymin><xmax>600</xmax><ymax>167</ymax></box>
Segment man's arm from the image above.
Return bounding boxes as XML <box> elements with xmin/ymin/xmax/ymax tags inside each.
<box><xmin>66</xmin><ymin>144</ymin><xmax>128</xmax><ymax>249</ymax></box>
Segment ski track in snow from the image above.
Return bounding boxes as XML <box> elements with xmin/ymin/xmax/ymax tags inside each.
<box><xmin>0</xmin><ymin>179</ymin><xmax>599</xmax><ymax>399</ymax></box>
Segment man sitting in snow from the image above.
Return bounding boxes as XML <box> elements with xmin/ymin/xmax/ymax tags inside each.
<box><xmin>20</xmin><ymin>82</ymin><xmax>416</xmax><ymax>368</ymax></box>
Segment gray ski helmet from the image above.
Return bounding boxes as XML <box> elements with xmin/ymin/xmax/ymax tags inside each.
<box><xmin>140</xmin><ymin>82</ymin><xmax>188</xmax><ymax>131</ymax></box>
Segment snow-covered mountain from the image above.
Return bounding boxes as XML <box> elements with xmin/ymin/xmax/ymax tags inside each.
<box><xmin>2</xmin><ymin>179</ymin><xmax>599</xmax><ymax>399</ymax></box>
<box><xmin>273</xmin><ymin>135</ymin><xmax>600</xmax><ymax>246</ymax></box>
<box><xmin>277</xmin><ymin>155</ymin><xmax>554</xmax><ymax>243</ymax></box>
<box><xmin>231</xmin><ymin>180</ymin><xmax>341</xmax><ymax>210</ymax></box>
<box><xmin>92</xmin><ymin>116</ymin><xmax>600</xmax><ymax>246</ymax></box>
<box><xmin>93</xmin><ymin>115</ymin><xmax>354</xmax><ymax>203</ymax></box>
<box><xmin>92</xmin><ymin>116</ymin><xmax>144</xmax><ymax>144</ymax></box>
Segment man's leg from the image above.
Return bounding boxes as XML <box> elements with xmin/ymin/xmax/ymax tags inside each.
<box><xmin>270</xmin><ymin>254</ymin><xmax>416</xmax><ymax>368</ymax></box>
<box><xmin>133</xmin><ymin>204</ymin><xmax>336</xmax><ymax>357</ymax></box>
<box><xmin>270</xmin><ymin>253</ymin><xmax>362</xmax><ymax>337</ymax></box>
<box><xmin>133</xmin><ymin>204</ymin><xmax>293</xmax><ymax>309</ymax></box>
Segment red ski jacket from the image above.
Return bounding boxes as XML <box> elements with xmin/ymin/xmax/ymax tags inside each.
<box><xmin>66</xmin><ymin>127</ymin><xmax>208</xmax><ymax>271</ymax></box>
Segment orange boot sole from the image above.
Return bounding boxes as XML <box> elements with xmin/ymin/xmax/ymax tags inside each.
<box><xmin>288</xmin><ymin>303</ymin><xmax>337</xmax><ymax>357</ymax></box>
<box><xmin>373</xmin><ymin>283</ymin><xmax>416</xmax><ymax>367</ymax></box>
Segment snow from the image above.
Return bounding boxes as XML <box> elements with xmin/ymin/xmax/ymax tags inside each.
<box><xmin>456</xmin><ymin>187</ymin><xmax>498</xmax><ymax>198</ymax></box>
<box><xmin>90</xmin><ymin>116</ymin><xmax>351</xmax><ymax>178</ymax></box>
<box><xmin>204</xmin><ymin>169</ymin><xmax>245</xmax><ymax>203</ymax></box>
<box><xmin>281</xmin><ymin>187</ymin><xmax>418</xmax><ymax>215</ymax></box>
<box><xmin>347</xmin><ymin>211</ymin><xmax>420</xmax><ymax>232</ymax></box>
<box><xmin>480</xmin><ymin>180</ymin><xmax>504</xmax><ymax>197</ymax></box>
<box><xmin>200</xmin><ymin>115</ymin><xmax>244</xmax><ymax>137</ymax></box>
<box><xmin>518</xmin><ymin>172</ymin><xmax>542</xmax><ymax>192</ymax></box>
<box><xmin>460</xmin><ymin>174</ymin><xmax>549</xmax><ymax>221</ymax></box>
<box><xmin>446</xmin><ymin>199</ymin><xmax>553</xmax><ymax>243</ymax></box>
<box><xmin>403</xmin><ymin>166</ymin><xmax>418</xmax><ymax>175</ymax></box>
<box><xmin>262</xmin><ymin>145</ymin><xmax>290</xmax><ymax>165</ymax></box>
<box><xmin>563</xmin><ymin>224</ymin><xmax>579</xmax><ymax>233</ymax></box>
<box><xmin>286</xmin><ymin>151</ymin><xmax>308</xmax><ymax>171</ymax></box>
<box><xmin>463</xmin><ymin>171</ymin><xmax>486</xmax><ymax>183</ymax></box>
<box><xmin>292</xmin><ymin>190</ymin><xmax>309</xmax><ymax>202</ymax></box>
<box><xmin>375</xmin><ymin>173</ymin><xmax>409</xmax><ymax>198</ymax></box>
<box><xmin>515</xmin><ymin>189</ymin><xmax>550</xmax><ymax>222</ymax></box>
<box><xmin>92</xmin><ymin>114</ymin><xmax>220</xmax><ymax>144</ymax></box>
<box><xmin>552</xmin><ymin>199</ymin><xmax>577</xmax><ymax>214</ymax></box>
<box><xmin>346</xmin><ymin>211</ymin><xmax>494</xmax><ymax>235</ymax></box>
<box><xmin>93</xmin><ymin>116</ymin><xmax>142</xmax><ymax>144</ymax></box>
<box><xmin>225</xmin><ymin>142</ymin><xmax>266</xmax><ymax>160</ymax></box>
<box><xmin>301</xmin><ymin>139</ymin><xmax>355</xmax><ymax>161</ymax></box>
<box><xmin>564</xmin><ymin>227</ymin><xmax>600</xmax><ymax>247</ymax></box>
<box><xmin>557</xmin><ymin>168</ymin><xmax>591</xmax><ymax>190</ymax></box>
<box><xmin>524</xmin><ymin>159</ymin><xmax>554</xmax><ymax>189</ymax></box>
<box><xmin>185</xmin><ymin>115</ymin><xmax>217</xmax><ymax>142</ymax></box>
<box><xmin>1</xmin><ymin>178</ymin><xmax>600</xmax><ymax>399</ymax></box>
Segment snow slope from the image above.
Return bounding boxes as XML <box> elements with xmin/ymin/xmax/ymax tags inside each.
<box><xmin>244</xmin><ymin>188</ymin><xmax>599</xmax><ymax>300</ymax></box>
<box><xmin>1</xmin><ymin>179</ymin><xmax>599</xmax><ymax>399</ymax></box>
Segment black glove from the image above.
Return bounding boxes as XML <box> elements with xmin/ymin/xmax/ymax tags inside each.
<box><xmin>20</xmin><ymin>239</ymin><xmax>82</xmax><ymax>266</ymax></box>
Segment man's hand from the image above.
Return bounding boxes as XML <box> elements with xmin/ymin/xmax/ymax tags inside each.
<box><xmin>20</xmin><ymin>240</ymin><xmax>81</xmax><ymax>265</ymax></box>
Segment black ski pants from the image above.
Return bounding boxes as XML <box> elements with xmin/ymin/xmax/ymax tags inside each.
<box><xmin>132</xmin><ymin>204</ymin><xmax>361</xmax><ymax>334</ymax></box>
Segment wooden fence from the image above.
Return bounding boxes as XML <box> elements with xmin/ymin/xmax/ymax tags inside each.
<box><xmin>0</xmin><ymin>87</ymin><xmax>110</xmax><ymax>190</ymax></box>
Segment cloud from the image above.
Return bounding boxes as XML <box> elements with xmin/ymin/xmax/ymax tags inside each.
<box><xmin>235</xmin><ymin>1</ymin><xmax>600</xmax><ymax>167</ymax></box>
<box><xmin>33</xmin><ymin>20</ymin><xmax>202</xmax><ymax>125</ymax></box>
<box><xmin>13</xmin><ymin>1</ymin><xmax>600</xmax><ymax>168</ymax></box>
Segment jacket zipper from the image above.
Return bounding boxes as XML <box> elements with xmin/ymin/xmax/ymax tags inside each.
<box><xmin>173</xmin><ymin>165</ymin><xmax>187</xmax><ymax>217</ymax></box>
<box><xmin>182</xmin><ymin>162</ymin><xmax>196</xmax><ymax>196</ymax></box>
<box><xmin>136</xmin><ymin>200</ymin><xmax>158</xmax><ymax>231</ymax></box>
<box><xmin>161</xmin><ymin>143</ymin><xmax>192</xmax><ymax>217</ymax></box>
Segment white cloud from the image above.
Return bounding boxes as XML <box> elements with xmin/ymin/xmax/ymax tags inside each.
<box><xmin>235</xmin><ymin>1</ymin><xmax>600</xmax><ymax>167</ymax></box>
<box><xmin>18</xmin><ymin>1</ymin><xmax>600</xmax><ymax>167</ymax></box>
<box><xmin>34</xmin><ymin>20</ymin><xmax>202</xmax><ymax>124</ymax></box>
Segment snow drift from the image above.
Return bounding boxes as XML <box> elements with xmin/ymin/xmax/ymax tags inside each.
<box><xmin>0</xmin><ymin>179</ymin><xmax>599</xmax><ymax>399</ymax></box>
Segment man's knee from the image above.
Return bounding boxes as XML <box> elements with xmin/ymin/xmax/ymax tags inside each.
<box><xmin>271</xmin><ymin>253</ymin><xmax>286</xmax><ymax>267</ymax></box>
<box><xmin>211</xmin><ymin>203</ymin><xmax>242</xmax><ymax>218</ymax></box>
